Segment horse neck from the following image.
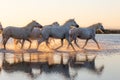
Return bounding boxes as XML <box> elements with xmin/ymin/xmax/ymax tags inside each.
<box><xmin>88</xmin><ymin>25</ymin><xmax>98</xmax><ymax>32</ymax></box>
<box><xmin>62</xmin><ymin>22</ymin><xmax>72</xmax><ymax>29</ymax></box>
<box><xmin>24</xmin><ymin>23</ymin><xmax>34</xmax><ymax>32</ymax></box>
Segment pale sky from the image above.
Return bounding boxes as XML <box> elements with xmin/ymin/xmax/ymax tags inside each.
<box><xmin>0</xmin><ymin>0</ymin><xmax>120</xmax><ymax>29</ymax></box>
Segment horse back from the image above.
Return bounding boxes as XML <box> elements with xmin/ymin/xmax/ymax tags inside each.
<box><xmin>3</xmin><ymin>26</ymin><xmax>29</xmax><ymax>39</ymax></box>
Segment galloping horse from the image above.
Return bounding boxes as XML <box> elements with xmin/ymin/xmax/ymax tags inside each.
<box><xmin>2</xmin><ymin>20</ymin><xmax>43</xmax><ymax>49</ymax></box>
<box><xmin>14</xmin><ymin>22</ymin><xmax>60</xmax><ymax>49</ymax></box>
<box><xmin>37</xmin><ymin>19</ymin><xmax>79</xmax><ymax>50</ymax></box>
<box><xmin>69</xmin><ymin>23</ymin><xmax>105</xmax><ymax>49</ymax></box>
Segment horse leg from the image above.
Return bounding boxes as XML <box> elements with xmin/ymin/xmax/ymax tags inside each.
<box><xmin>66</xmin><ymin>37</ymin><xmax>76</xmax><ymax>51</ymax></box>
<box><xmin>82</xmin><ymin>39</ymin><xmax>89</xmax><ymax>49</ymax></box>
<box><xmin>67</xmin><ymin>36</ymin><xmax>78</xmax><ymax>49</ymax></box>
<box><xmin>14</xmin><ymin>39</ymin><xmax>21</xmax><ymax>45</ymax></box>
<box><xmin>3</xmin><ymin>37</ymin><xmax>9</xmax><ymax>50</ymax></box>
<box><xmin>74</xmin><ymin>38</ymin><xmax>80</xmax><ymax>48</ymax></box>
<box><xmin>55</xmin><ymin>39</ymin><xmax>64</xmax><ymax>49</ymax></box>
<box><xmin>21</xmin><ymin>39</ymin><xmax>25</xmax><ymax>49</ymax></box>
<box><xmin>67</xmin><ymin>34</ymin><xmax>75</xmax><ymax>49</ymax></box>
<box><xmin>14</xmin><ymin>39</ymin><xmax>17</xmax><ymax>49</ymax></box>
<box><xmin>92</xmin><ymin>38</ymin><xmax>100</xmax><ymax>49</ymax></box>
<box><xmin>67</xmin><ymin>39</ymin><xmax>73</xmax><ymax>49</ymax></box>
<box><xmin>26</xmin><ymin>39</ymin><xmax>32</xmax><ymax>49</ymax></box>
<box><xmin>45</xmin><ymin>40</ymin><xmax>51</xmax><ymax>49</ymax></box>
<box><xmin>17</xmin><ymin>39</ymin><xmax>22</xmax><ymax>45</ymax></box>
<box><xmin>14</xmin><ymin>39</ymin><xmax>22</xmax><ymax>49</ymax></box>
<box><xmin>37</xmin><ymin>38</ymin><xmax>46</xmax><ymax>50</ymax></box>
<box><xmin>14</xmin><ymin>39</ymin><xmax>17</xmax><ymax>45</ymax></box>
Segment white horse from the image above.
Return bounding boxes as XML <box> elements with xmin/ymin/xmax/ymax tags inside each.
<box><xmin>69</xmin><ymin>23</ymin><xmax>105</xmax><ymax>49</ymax></box>
<box><xmin>2</xmin><ymin>20</ymin><xmax>43</xmax><ymax>49</ymax></box>
<box><xmin>14</xmin><ymin>22</ymin><xmax>60</xmax><ymax>48</ymax></box>
<box><xmin>37</xmin><ymin>19</ymin><xmax>79</xmax><ymax>50</ymax></box>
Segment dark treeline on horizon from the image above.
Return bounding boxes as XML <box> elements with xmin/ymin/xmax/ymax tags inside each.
<box><xmin>97</xmin><ymin>29</ymin><xmax>120</xmax><ymax>34</ymax></box>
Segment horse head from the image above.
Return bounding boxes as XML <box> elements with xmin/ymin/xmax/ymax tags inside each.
<box><xmin>0</xmin><ymin>22</ymin><xmax>3</xmax><ymax>31</ymax></box>
<box><xmin>97</xmin><ymin>23</ymin><xmax>105</xmax><ymax>33</ymax></box>
<box><xmin>31</xmin><ymin>20</ymin><xmax>43</xmax><ymax>28</ymax></box>
<box><xmin>65</xmin><ymin>19</ymin><xmax>79</xmax><ymax>28</ymax></box>
<box><xmin>52</xmin><ymin>22</ymin><xmax>60</xmax><ymax>26</ymax></box>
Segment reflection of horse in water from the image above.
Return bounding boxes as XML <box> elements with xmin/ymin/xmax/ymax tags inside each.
<box><xmin>2</xmin><ymin>20</ymin><xmax>43</xmax><ymax>49</ymax></box>
<box><xmin>69</xmin><ymin>23</ymin><xmax>105</xmax><ymax>49</ymax></box>
<box><xmin>68</xmin><ymin>55</ymin><xmax>104</xmax><ymax>79</ymax></box>
<box><xmin>2</xmin><ymin>53</ymin><xmax>104</xmax><ymax>80</ymax></box>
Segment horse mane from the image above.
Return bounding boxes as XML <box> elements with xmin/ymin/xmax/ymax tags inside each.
<box><xmin>88</xmin><ymin>23</ymin><xmax>102</xmax><ymax>28</ymax></box>
<box><xmin>23</xmin><ymin>21</ymin><xmax>34</xmax><ymax>28</ymax></box>
<box><xmin>63</xmin><ymin>19</ymin><xmax>74</xmax><ymax>26</ymax></box>
<box><xmin>44</xmin><ymin>22</ymin><xmax>59</xmax><ymax>27</ymax></box>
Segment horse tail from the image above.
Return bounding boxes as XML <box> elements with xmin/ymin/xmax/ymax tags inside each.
<box><xmin>69</xmin><ymin>28</ymin><xmax>78</xmax><ymax>43</ymax></box>
<box><xmin>2</xmin><ymin>31</ymin><xmax>5</xmax><ymax>45</ymax></box>
<box><xmin>0</xmin><ymin>29</ymin><xmax>3</xmax><ymax>34</ymax></box>
<box><xmin>69</xmin><ymin>29</ymin><xmax>75</xmax><ymax>42</ymax></box>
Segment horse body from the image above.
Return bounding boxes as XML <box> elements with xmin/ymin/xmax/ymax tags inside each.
<box><xmin>3</xmin><ymin>26</ymin><xmax>31</xmax><ymax>39</ymax></box>
<box><xmin>42</xmin><ymin>26</ymin><xmax>67</xmax><ymax>39</ymax></box>
<box><xmin>69</xmin><ymin>23</ymin><xmax>105</xmax><ymax>49</ymax></box>
<box><xmin>27</xmin><ymin>28</ymin><xmax>42</xmax><ymax>40</ymax></box>
<box><xmin>37</xmin><ymin>19</ymin><xmax>79</xmax><ymax>50</ymax></box>
<box><xmin>2</xmin><ymin>20</ymin><xmax>42</xmax><ymax>49</ymax></box>
<box><xmin>75</xmin><ymin>28</ymin><xmax>95</xmax><ymax>39</ymax></box>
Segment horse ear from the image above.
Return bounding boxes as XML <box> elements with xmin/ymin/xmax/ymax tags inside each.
<box><xmin>98</xmin><ymin>22</ymin><xmax>102</xmax><ymax>25</ymax></box>
<box><xmin>72</xmin><ymin>18</ymin><xmax>75</xmax><ymax>20</ymax></box>
<box><xmin>32</xmin><ymin>20</ymin><xmax>36</xmax><ymax>22</ymax></box>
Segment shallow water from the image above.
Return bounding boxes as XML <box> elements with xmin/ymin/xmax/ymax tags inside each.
<box><xmin>0</xmin><ymin>34</ymin><xmax>120</xmax><ymax>80</ymax></box>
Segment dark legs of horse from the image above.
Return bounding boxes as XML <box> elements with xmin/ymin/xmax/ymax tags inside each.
<box><xmin>82</xmin><ymin>39</ymin><xmax>89</xmax><ymax>49</ymax></box>
<box><xmin>67</xmin><ymin>37</ymin><xmax>80</xmax><ymax>49</ymax></box>
<box><xmin>14</xmin><ymin>39</ymin><xmax>22</xmax><ymax>49</ymax></box>
<box><xmin>21</xmin><ymin>39</ymin><xmax>25</xmax><ymax>49</ymax></box>
<box><xmin>3</xmin><ymin>39</ymin><xmax>7</xmax><ymax>50</ymax></box>
<box><xmin>66</xmin><ymin>37</ymin><xmax>76</xmax><ymax>51</ymax></box>
<box><xmin>45</xmin><ymin>40</ymin><xmax>51</xmax><ymax>49</ymax></box>
<box><xmin>2</xmin><ymin>36</ymin><xmax>9</xmax><ymax>50</ymax></box>
<box><xmin>37</xmin><ymin>38</ymin><xmax>46</xmax><ymax>50</ymax></box>
<box><xmin>14</xmin><ymin>39</ymin><xmax>22</xmax><ymax>45</ymax></box>
<box><xmin>55</xmin><ymin>39</ymin><xmax>64</xmax><ymax>49</ymax></box>
<box><xmin>92</xmin><ymin>38</ymin><xmax>100</xmax><ymax>49</ymax></box>
<box><xmin>67</xmin><ymin>42</ymin><xmax>71</xmax><ymax>49</ymax></box>
<box><xmin>26</xmin><ymin>39</ymin><xmax>32</xmax><ymax>49</ymax></box>
<box><xmin>74</xmin><ymin>38</ymin><xmax>80</xmax><ymax>48</ymax></box>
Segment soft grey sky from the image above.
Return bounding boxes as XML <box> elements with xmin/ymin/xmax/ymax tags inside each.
<box><xmin>0</xmin><ymin>0</ymin><xmax>120</xmax><ymax>29</ymax></box>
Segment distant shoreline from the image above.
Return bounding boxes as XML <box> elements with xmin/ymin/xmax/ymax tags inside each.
<box><xmin>97</xmin><ymin>29</ymin><xmax>120</xmax><ymax>34</ymax></box>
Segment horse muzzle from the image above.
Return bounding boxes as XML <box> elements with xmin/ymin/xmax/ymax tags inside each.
<box><xmin>98</xmin><ymin>29</ymin><xmax>104</xmax><ymax>34</ymax></box>
<box><xmin>38</xmin><ymin>25</ymin><xmax>43</xmax><ymax>28</ymax></box>
<box><xmin>76</xmin><ymin>25</ymin><xmax>79</xmax><ymax>28</ymax></box>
